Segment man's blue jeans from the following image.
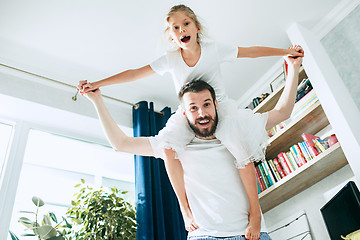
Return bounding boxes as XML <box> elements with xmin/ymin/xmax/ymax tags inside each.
<box><xmin>187</xmin><ymin>232</ymin><xmax>272</xmax><ymax>240</ymax></box>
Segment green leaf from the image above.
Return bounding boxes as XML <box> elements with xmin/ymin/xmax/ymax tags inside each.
<box><xmin>74</xmin><ymin>183</ymin><xmax>81</xmax><ymax>188</ymax></box>
<box><xmin>18</xmin><ymin>210</ymin><xmax>36</xmax><ymax>214</ymax></box>
<box><xmin>37</xmin><ymin>225</ymin><xmax>57</xmax><ymax>239</ymax></box>
<box><xmin>18</xmin><ymin>217</ymin><xmax>33</xmax><ymax>228</ymax></box>
<box><xmin>43</xmin><ymin>215</ymin><xmax>52</xmax><ymax>226</ymax></box>
<box><xmin>49</xmin><ymin>212</ymin><xmax>58</xmax><ymax>223</ymax></box>
<box><xmin>32</xmin><ymin>196</ymin><xmax>45</xmax><ymax>207</ymax></box>
<box><xmin>8</xmin><ymin>230</ymin><xmax>20</xmax><ymax>240</ymax></box>
<box><xmin>81</xmin><ymin>179</ymin><xmax>85</xmax><ymax>184</ymax></box>
<box><xmin>47</xmin><ymin>236</ymin><xmax>66</xmax><ymax>240</ymax></box>
<box><xmin>21</xmin><ymin>233</ymin><xmax>36</xmax><ymax>237</ymax></box>
<box><xmin>62</xmin><ymin>217</ymin><xmax>72</xmax><ymax>229</ymax></box>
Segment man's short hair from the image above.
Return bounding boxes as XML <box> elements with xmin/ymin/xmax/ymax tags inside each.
<box><xmin>178</xmin><ymin>79</ymin><xmax>216</xmax><ymax>103</ymax></box>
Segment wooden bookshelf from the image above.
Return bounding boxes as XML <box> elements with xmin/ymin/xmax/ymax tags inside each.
<box><xmin>253</xmin><ymin>66</ymin><xmax>306</xmax><ymax>114</ymax></box>
<box><xmin>266</xmin><ymin>101</ymin><xmax>330</xmax><ymax>159</ymax></box>
<box><xmin>259</xmin><ymin>142</ymin><xmax>347</xmax><ymax>213</ymax></box>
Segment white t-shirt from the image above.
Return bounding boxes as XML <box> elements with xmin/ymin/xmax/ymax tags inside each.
<box><xmin>150</xmin><ymin>41</ymin><xmax>238</xmax><ymax>102</ymax></box>
<box><xmin>179</xmin><ymin>137</ymin><xmax>267</xmax><ymax>237</ymax></box>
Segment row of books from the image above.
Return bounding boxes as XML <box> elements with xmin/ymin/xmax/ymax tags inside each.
<box><xmin>256</xmin><ymin>133</ymin><xmax>331</xmax><ymax>193</ymax></box>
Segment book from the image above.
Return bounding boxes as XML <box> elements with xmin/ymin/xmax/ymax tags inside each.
<box><xmin>273</xmin><ymin>158</ymin><xmax>286</xmax><ymax>178</ymax></box>
<box><xmin>268</xmin><ymin>159</ymin><xmax>282</xmax><ymax>181</ymax></box>
<box><xmin>294</xmin><ymin>144</ymin><xmax>307</xmax><ymax>165</ymax></box>
<box><xmin>263</xmin><ymin>161</ymin><xmax>277</xmax><ymax>184</ymax></box>
<box><xmin>300</xmin><ymin>141</ymin><xmax>313</xmax><ymax>161</ymax></box>
<box><xmin>277</xmin><ymin>152</ymin><xmax>292</xmax><ymax>175</ymax></box>
<box><xmin>291</xmin><ymin>91</ymin><xmax>319</xmax><ymax>120</ymax></box>
<box><xmin>296</xmin><ymin>78</ymin><xmax>313</xmax><ymax>102</ymax></box>
<box><xmin>258</xmin><ymin>163</ymin><xmax>271</xmax><ymax>188</ymax></box>
<box><xmin>255</xmin><ymin>166</ymin><xmax>266</xmax><ymax>191</ymax></box>
<box><xmin>257</xmin><ymin>178</ymin><xmax>262</xmax><ymax>194</ymax></box>
<box><xmin>255</xmin><ymin>167</ymin><xmax>265</xmax><ymax>192</ymax></box>
<box><xmin>298</xmin><ymin>141</ymin><xmax>311</xmax><ymax>162</ymax></box>
<box><xmin>286</xmin><ymin>151</ymin><xmax>299</xmax><ymax>170</ymax></box>
<box><xmin>301</xmin><ymin>133</ymin><xmax>320</xmax><ymax>157</ymax></box>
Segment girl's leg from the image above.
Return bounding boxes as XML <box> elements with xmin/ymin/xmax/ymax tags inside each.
<box><xmin>163</xmin><ymin>148</ymin><xmax>199</xmax><ymax>232</ymax></box>
<box><xmin>238</xmin><ymin>162</ymin><xmax>261</xmax><ymax>240</ymax></box>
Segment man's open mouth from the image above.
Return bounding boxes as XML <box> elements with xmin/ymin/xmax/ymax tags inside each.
<box><xmin>181</xmin><ymin>35</ymin><xmax>191</xmax><ymax>43</ymax></box>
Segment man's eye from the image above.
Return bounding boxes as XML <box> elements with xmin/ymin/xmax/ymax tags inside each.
<box><xmin>190</xmin><ymin>106</ymin><xmax>197</xmax><ymax>111</ymax></box>
<box><xmin>204</xmin><ymin>103</ymin><xmax>210</xmax><ymax>107</ymax></box>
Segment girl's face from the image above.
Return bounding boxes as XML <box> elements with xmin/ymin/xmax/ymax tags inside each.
<box><xmin>168</xmin><ymin>11</ymin><xmax>200</xmax><ymax>49</ymax></box>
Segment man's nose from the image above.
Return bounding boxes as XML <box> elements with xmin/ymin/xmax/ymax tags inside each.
<box><xmin>198</xmin><ymin>108</ymin><xmax>205</xmax><ymax>117</ymax></box>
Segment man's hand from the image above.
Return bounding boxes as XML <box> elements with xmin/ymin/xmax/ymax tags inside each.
<box><xmin>285</xmin><ymin>45</ymin><xmax>303</xmax><ymax>69</ymax></box>
<box><xmin>182</xmin><ymin>209</ymin><xmax>199</xmax><ymax>232</ymax></box>
<box><xmin>287</xmin><ymin>44</ymin><xmax>304</xmax><ymax>58</ymax></box>
<box><xmin>84</xmin><ymin>88</ymin><xmax>103</xmax><ymax>104</ymax></box>
<box><xmin>77</xmin><ymin>80</ymin><xmax>99</xmax><ymax>94</ymax></box>
<box><xmin>245</xmin><ymin>212</ymin><xmax>261</xmax><ymax>240</ymax></box>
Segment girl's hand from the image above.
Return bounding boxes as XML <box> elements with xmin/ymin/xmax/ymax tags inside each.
<box><xmin>287</xmin><ymin>44</ymin><xmax>304</xmax><ymax>58</ymax></box>
<box><xmin>84</xmin><ymin>88</ymin><xmax>102</xmax><ymax>104</ymax></box>
<box><xmin>77</xmin><ymin>80</ymin><xmax>99</xmax><ymax>94</ymax></box>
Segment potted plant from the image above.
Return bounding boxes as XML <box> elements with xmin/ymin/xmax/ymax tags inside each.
<box><xmin>66</xmin><ymin>179</ymin><xmax>136</xmax><ymax>240</ymax></box>
<box><xmin>10</xmin><ymin>196</ymin><xmax>72</xmax><ymax>240</ymax></box>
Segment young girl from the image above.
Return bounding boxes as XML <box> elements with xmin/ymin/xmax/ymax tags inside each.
<box><xmin>78</xmin><ymin>4</ymin><xmax>303</xmax><ymax>239</ymax></box>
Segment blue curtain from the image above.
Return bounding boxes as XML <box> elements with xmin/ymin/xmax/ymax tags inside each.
<box><xmin>133</xmin><ymin>101</ymin><xmax>187</xmax><ymax>240</ymax></box>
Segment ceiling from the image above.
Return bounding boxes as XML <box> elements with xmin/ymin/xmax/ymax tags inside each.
<box><xmin>0</xmin><ymin>0</ymin><xmax>341</xmax><ymax>110</ymax></box>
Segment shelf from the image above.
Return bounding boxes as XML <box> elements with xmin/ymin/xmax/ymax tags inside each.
<box><xmin>265</xmin><ymin>101</ymin><xmax>330</xmax><ymax>159</ymax></box>
<box><xmin>259</xmin><ymin>142</ymin><xmax>347</xmax><ymax>213</ymax></box>
<box><xmin>253</xmin><ymin>66</ymin><xmax>307</xmax><ymax>114</ymax></box>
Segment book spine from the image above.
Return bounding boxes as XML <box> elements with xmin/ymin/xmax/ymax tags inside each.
<box><xmin>301</xmin><ymin>133</ymin><xmax>320</xmax><ymax>157</ymax></box>
<box><xmin>298</xmin><ymin>141</ymin><xmax>311</xmax><ymax>162</ymax></box>
<box><xmin>286</xmin><ymin>151</ymin><xmax>298</xmax><ymax>170</ymax></box>
<box><xmin>269</xmin><ymin>159</ymin><xmax>282</xmax><ymax>181</ymax></box>
<box><xmin>258</xmin><ymin>163</ymin><xmax>270</xmax><ymax>188</ymax></box>
<box><xmin>273</xmin><ymin>158</ymin><xmax>286</xmax><ymax>178</ymax></box>
<box><xmin>294</xmin><ymin>144</ymin><xmax>307</xmax><ymax>164</ymax></box>
<box><xmin>314</xmin><ymin>139</ymin><xmax>326</xmax><ymax>152</ymax></box>
<box><xmin>289</xmin><ymin>148</ymin><xmax>301</xmax><ymax>167</ymax></box>
<box><xmin>300</xmin><ymin>141</ymin><xmax>313</xmax><ymax>161</ymax></box>
<box><xmin>264</xmin><ymin>161</ymin><xmax>276</xmax><ymax>184</ymax></box>
<box><xmin>255</xmin><ymin>165</ymin><xmax>265</xmax><ymax>191</ymax></box>
<box><xmin>283</xmin><ymin>151</ymin><xmax>296</xmax><ymax>172</ymax></box>
<box><xmin>255</xmin><ymin>167</ymin><xmax>264</xmax><ymax>192</ymax></box>
<box><xmin>277</xmin><ymin>152</ymin><xmax>292</xmax><ymax>175</ymax></box>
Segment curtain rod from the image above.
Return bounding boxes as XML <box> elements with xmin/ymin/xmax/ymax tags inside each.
<box><xmin>0</xmin><ymin>63</ymin><xmax>153</xmax><ymax>111</ymax></box>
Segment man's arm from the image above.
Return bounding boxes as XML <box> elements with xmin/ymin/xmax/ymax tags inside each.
<box><xmin>85</xmin><ymin>89</ymin><xmax>155</xmax><ymax>156</ymax></box>
<box><xmin>266</xmin><ymin>46</ymin><xmax>303</xmax><ymax>130</ymax></box>
<box><xmin>237</xmin><ymin>46</ymin><xmax>304</xmax><ymax>58</ymax></box>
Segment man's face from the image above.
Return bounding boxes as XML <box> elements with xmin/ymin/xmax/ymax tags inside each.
<box><xmin>182</xmin><ymin>89</ymin><xmax>218</xmax><ymax>139</ymax></box>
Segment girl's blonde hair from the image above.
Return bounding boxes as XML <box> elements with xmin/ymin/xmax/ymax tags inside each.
<box><xmin>164</xmin><ymin>4</ymin><xmax>204</xmax><ymax>44</ymax></box>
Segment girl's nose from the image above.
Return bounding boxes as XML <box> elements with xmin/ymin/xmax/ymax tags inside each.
<box><xmin>180</xmin><ymin>26</ymin><xmax>186</xmax><ymax>33</ymax></box>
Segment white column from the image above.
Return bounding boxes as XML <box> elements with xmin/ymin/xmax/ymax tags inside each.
<box><xmin>0</xmin><ymin>121</ymin><xmax>29</xmax><ymax>240</ymax></box>
<box><xmin>287</xmin><ymin>23</ymin><xmax>360</xmax><ymax>184</ymax></box>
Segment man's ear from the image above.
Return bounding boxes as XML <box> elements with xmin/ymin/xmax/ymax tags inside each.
<box><xmin>214</xmin><ymin>99</ymin><xmax>218</xmax><ymax>108</ymax></box>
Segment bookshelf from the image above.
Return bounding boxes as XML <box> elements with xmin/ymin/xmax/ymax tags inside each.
<box><xmin>259</xmin><ymin>143</ymin><xmax>347</xmax><ymax>212</ymax></box>
<box><xmin>253</xmin><ymin>66</ymin><xmax>348</xmax><ymax>213</ymax></box>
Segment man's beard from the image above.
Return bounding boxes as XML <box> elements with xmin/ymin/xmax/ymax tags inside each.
<box><xmin>187</xmin><ymin>111</ymin><xmax>219</xmax><ymax>138</ymax></box>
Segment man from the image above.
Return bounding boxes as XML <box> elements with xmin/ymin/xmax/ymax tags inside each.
<box><xmin>83</xmin><ymin>51</ymin><xmax>302</xmax><ymax>240</ymax></box>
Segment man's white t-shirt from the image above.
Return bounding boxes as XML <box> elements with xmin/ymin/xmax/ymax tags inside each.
<box><xmin>150</xmin><ymin>41</ymin><xmax>238</xmax><ymax>102</ymax></box>
<box><xmin>178</xmin><ymin>137</ymin><xmax>267</xmax><ymax>237</ymax></box>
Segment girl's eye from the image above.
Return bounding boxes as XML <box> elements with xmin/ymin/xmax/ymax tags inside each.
<box><xmin>174</xmin><ymin>26</ymin><xmax>179</xmax><ymax>30</ymax></box>
<box><xmin>185</xmin><ymin>22</ymin><xmax>189</xmax><ymax>26</ymax></box>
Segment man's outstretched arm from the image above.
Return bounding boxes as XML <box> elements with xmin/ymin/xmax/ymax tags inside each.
<box><xmin>85</xmin><ymin>89</ymin><xmax>154</xmax><ymax>156</ymax></box>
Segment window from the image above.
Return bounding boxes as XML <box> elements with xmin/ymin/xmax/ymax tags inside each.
<box><xmin>9</xmin><ymin>129</ymin><xmax>135</xmax><ymax>239</ymax></box>
<box><xmin>0</xmin><ymin>122</ymin><xmax>13</xmax><ymax>178</ymax></box>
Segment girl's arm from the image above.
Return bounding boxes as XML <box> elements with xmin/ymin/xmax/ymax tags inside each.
<box><xmin>163</xmin><ymin>149</ymin><xmax>199</xmax><ymax>232</ymax></box>
<box><xmin>78</xmin><ymin>65</ymin><xmax>156</xmax><ymax>93</ymax></box>
<box><xmin>237</xmin><ymin>46</ymin><xmax>304</xmax><ymax>58</ymax></box>
<box><xmin>239</xmin><ymin>162</ymin><xmax>261</xmax><ymax>240</ymax></box>
<box><xmin>266</xmin><ymin>46</ymin><xmax>303</xmax><ymax>130</ymax></box>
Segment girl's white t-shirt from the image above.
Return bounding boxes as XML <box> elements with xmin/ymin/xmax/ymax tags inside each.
<box><xmin>150</xmin><ymin>41</ymin><xmax>238</xmax><ymax>102</ymax></box>
<box><xmin>178</xmin><ymin>137</ymin><xmax>267</xmax><ymax>237</ymax></box>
